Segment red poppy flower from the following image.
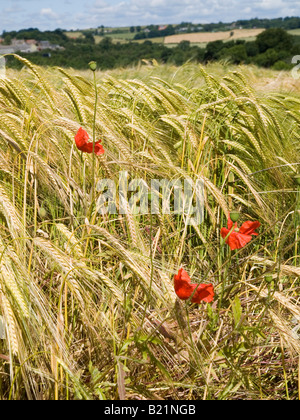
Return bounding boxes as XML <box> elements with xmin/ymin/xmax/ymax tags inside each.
<box><xmin>174</xmin><ymin>268</ymin><xmax>214</xmax><ymax>303</ymax></box>
<box><xmin>221</xmin><ymin>218</ymin><xmax>260</xmax><ymax>251</ymax></box>
<box><xmin>75</xmin><ymin>127</ymin><xmax>104</xmax><ymax>155</ymax></box>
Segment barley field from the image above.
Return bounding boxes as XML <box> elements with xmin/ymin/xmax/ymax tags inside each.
<box><xmin>0</xmin><ymin>56</ymin><xmax>299</xmax><ymax>400</ymax></box>
<box><xmin>164</xmin><ymin>28</ymin><xmax>265</xmax><ymax>45</ymax></box>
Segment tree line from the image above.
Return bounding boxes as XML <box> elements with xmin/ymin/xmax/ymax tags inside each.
<box><xmin>3</xmin><ymin>28</ymin><xmax>300</xmax><ymax>71</ymax></box>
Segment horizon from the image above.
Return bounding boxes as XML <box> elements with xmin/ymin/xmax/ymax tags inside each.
<box><xmin>1</xmin><ymin>0</ymin><xmax>300</xmax><ymax>33</ymax></box>
<box><xmin>1</xmin><ymin>15</ymin><xmax>300</xmax><ymax>35</ymax></box>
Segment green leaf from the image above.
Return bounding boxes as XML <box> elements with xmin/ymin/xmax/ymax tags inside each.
<box><xmin>232</xmin><ymin>296</ymin><xmax>242</xmax><ymax>328</ymax></box>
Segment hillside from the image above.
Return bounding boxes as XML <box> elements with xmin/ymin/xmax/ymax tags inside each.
<box><xmin>63</xmin><ymin>16</ymin><xmax>300</xmax><ymax>44</ymax></box>
<box><xmin>2</xmin><ymin>26</ymin><xmax>300</xmax><ymax>72</ymax></box>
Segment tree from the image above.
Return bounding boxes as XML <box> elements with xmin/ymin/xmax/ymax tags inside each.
<box><xmin>204</xmin><ymin>40</ymin><xmax>224</xmax><ymax>61</ymax></box>
<box><xmin>3</xmin><ymin>34</ymin><xmax>12</xmax><ymax>45</ymax></box>
<box><xmin>254</xmin><ymin>48</ymin><xmax>279</xmax><ymax>67</ymax></box>
<box><xmin>99</xmin><ymin>37</ymin><xmax>113</xmax><ymax>51</ymax></box>
<box><xmin>272</xmin><ymin>60</ymin><xmax>292</xmax><ymax>70</ymax></box>
<box><xmin>256</xmin><ymin>28</ymin><xmax>293</xmax><ymax>53</ymax></box>
<box><xmin>134</xmin><ymin>32</ymin><xmax>146</xmax><ymax>40</ymax></box>
<box><xmin>220</xmin><ymin>44</ymin><xmax>247</xmax><ymax>64</ymax></box>
<box><xmin>178</xmin><ymin>40</ymin><xmax>190</xmax><ymax>51</ymax></box>
<box><xmin>85</xmin><ymin>33</ymin><xmax>95</xmax><ymax>44</ymax></box>
<box><xmin>161</xmin><ymin>47</ymin><xmax>172</xmax><ymax>63</ymax></box>
<box><xmin>245</xmin><ymin>41</ymin><xmax>259</xmax><ymax>57</ymax></box>
<box><xmin>130</xmin><ymin>26</ymin><xmax>135</xmax><ymax>33</ymax></box>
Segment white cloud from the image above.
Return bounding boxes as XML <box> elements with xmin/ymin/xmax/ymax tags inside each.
<box><xmin>93</xmin><ymin>0</ymin><xmax>109</xmax><ymax>6</ymax></box>
<box><xmin>1</xmin><ymin>0</ymin><xmax>300</xmax><ymax>31</ymax></box>
<box><xmin>257</xmin><ymin>0</ymin><xmax>285</xmax><ymax>10</ymax></box>
<box><xmin>88</xmin><ymin>0</ymin><xmax>275</xmax><ymax>28</ymax></box>
<box><xmin>40</xmin><ymin>8</ymin><xmax>59</xmax><ymax>19</ymax></box>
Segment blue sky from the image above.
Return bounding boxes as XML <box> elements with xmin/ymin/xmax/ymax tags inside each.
<box><xmin>0</xmin><ymin>0</ymin><xmax>300</xmax><ymax>32</ymax></box>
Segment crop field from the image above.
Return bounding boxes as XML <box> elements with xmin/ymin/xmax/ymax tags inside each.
<box><xmin>94</xmin><ymin>32</ymin><xmax>137</xmax><ymax>44</ymax></box>
<box><xmin>134</xmin><ymin>37</ymin><xmax>165</xmax><ymax>44</ymax></box>
<box><xmin>288</xmin><ymin>29</ymin><xmax>300</xmax><ymax>35</ymax></box>
<box><xmin>94</xmin><ymin>35</ymin><xmax>130</xmax><ymax>45</ymax></box>
<box><xmin>0</xmin><ymin>56</ymin><xmax>299</xmax><ymax>400</ymax></box>
<box><xmin>64</xmin><ymin>31</ymin><xmax>85</xmax><ymax>39</ymax></box>
<box><xmin>164</xmin><ymin>28</ymin><xmax>265</xmax><ymax>45</ymax></box>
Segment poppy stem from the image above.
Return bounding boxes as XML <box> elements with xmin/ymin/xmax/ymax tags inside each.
<box><xmin>92</xmin><ymin>69</ymin><xmax>98</xmax><ymax>204</ymax></box>
<box><xmin>295</xmin><ymin>184</ymin><xmax>300</xmax><ymax>267</ymax></box>
<box><xmin>138</xmin><ymin>213</ymin><xmax>154</xmax><ymax>339</ymax></box>
<box><xmin>235</xmin><ymin>250</ymin><xmax>240</xmax><ymax>278</ymax></box>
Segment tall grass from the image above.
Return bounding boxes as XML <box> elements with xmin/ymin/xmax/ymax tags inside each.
<box><xmin>0</xmin><ymin>56</ymin><xmax>299</xmax><ymax>400</ymax></box>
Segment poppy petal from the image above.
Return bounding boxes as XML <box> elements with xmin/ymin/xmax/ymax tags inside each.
<box><xmin>226</xmin><ymin>231</ymin><xmax>241</xmax><ymax>250</ymax></box>
<box><xmin>78</xmin><ymin>143</ymin><xmax>93</xmax><ymax>153</ymax></box>
<box><xmin>191</xmin><ymin>283</ymin><xmax>214</xmax><ymax>303</ymax></box>
<box><xmin>174</xmin><ymin>282</ymin><xmax>194</xmax><ymax>300</ymax></box>
<box><xmin>235</xmin><ymin>233</ymin><xmax>253</xmax><ymax>249</ymax></box>
<box><xmin>225</xmin><ymin>231</ymin><xmax>251</xmax><ymax>250</ymax></box>
<box><xmin>94</xmin><ymin>141</ymin><xmax>105</xmax><ymax>155</ymax></box>
<box><xmin>174</xmin><ymin>268</ymin><xmax>191</xmax><ymax>284</ymax></box>
<box><xmin>75</xmin><ymin>127</ymin><xmax>89</xmax><ymax>148</ymax></box>
<box><xmin>239</xmin><ymin>221</ymin><xmax>260</xmax><ymax>235</ymax></box>
<box><xmin>75</xmin><ymin>128</ymin><xmax>105</xmax><ymax>155</ymax></box>
<box><xmin>227</xmin><ymin>218</ymin><xmax>238</xmax><ymax>230</ymax></box>
<box><xmin>174</xmin><ymin>269</ymin><xmax>193</xmax><ymax>300</ymax></box>
<box><xmin>227</xmin><ymin>218</ymin><xmax>234</xmax><ymax>230</ymax></box>
<box><xmin>221</xmin><ymin>227</ymin><xmax>230</xmax><ymax>239</ymax></box>
<box><xmin>174</xmin><ymin>269</ymin><xmax>214</xmax><ymax>303</ymax></box>
<box><xmin>222</xmin><ymin>229</ymin><xmax>244</xmax><ymax>250</ymax></box>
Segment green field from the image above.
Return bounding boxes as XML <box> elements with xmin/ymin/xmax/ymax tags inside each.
<box><xmin>288</xmin><ymin>28</ymin><xmax>300</xmax><ymax>35</ymax></box>
<box><xmin>134</xmin><ymin>36</ymin><xmax>165</xmax><ymax>44</ymax></box>
<box><xmin>0</xmin><ymin>59</ymin><xmax>300</xmax><ymax>400</ymax></box>
<box><xmin>64</xmin><ymin>31</ymin><xmax>85</xmax><ymax>39</ymax></box>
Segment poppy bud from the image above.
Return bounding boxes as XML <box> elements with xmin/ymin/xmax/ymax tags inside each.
<box><xmin>38</xmin><ymin>207</ymin><xmax>47</xmax><ymax>219</ymax></box>
<box><xmin>89</xmin><ymin>61</ymin><xmax>97</xmax><ymax>71</ymax></box>
<box><xmin>230</xmin><ymin>210</ymin><xmax>240</xmax><ymax>223</ymax></box>
<box><xmin>294</xmin><ymin>174</ymin><xmax>300</xmax><ymax>186</ymax></box>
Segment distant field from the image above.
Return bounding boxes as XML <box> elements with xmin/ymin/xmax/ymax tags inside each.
<box><xmin>134</xmin><ymin>37</ymin><xmax>165</xmax><ymax>44</ymax></box>
<box><xmin>64</xmin><ymin>27</ymin><xmax>300</xmax><ymax>48</ymax></box>
<box><xmin>288</xmin><ymin>28</ymin><xmax>300</xmax><ymax>35</ymax></box>
<box><xmin>94</xmin><ymin>35</ymin><xmax>130</xmax><ymax>44</ymax></box>
<box><xmin>66</xmin><ymin>31</ymin><xmax>136</xmax><ymax>44</ymax></box>
<box><xmin>64</xmin><ymin>31</ymin><xmax>84</xmax><ymax>39</ymax></box>
<box><xmin>101</xmin><ymin>32</ymin><xmax>136</xmax><ymax>40</ymax></box>
<box><xmin>164</xmin><ymin>28</ymin><xmax>265</xmax><ymax>44</ymax></box>
<box><xmin>95</xmin><ymin>28</ymin><xmax>265</xmax><ymax>47</ymax></box>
